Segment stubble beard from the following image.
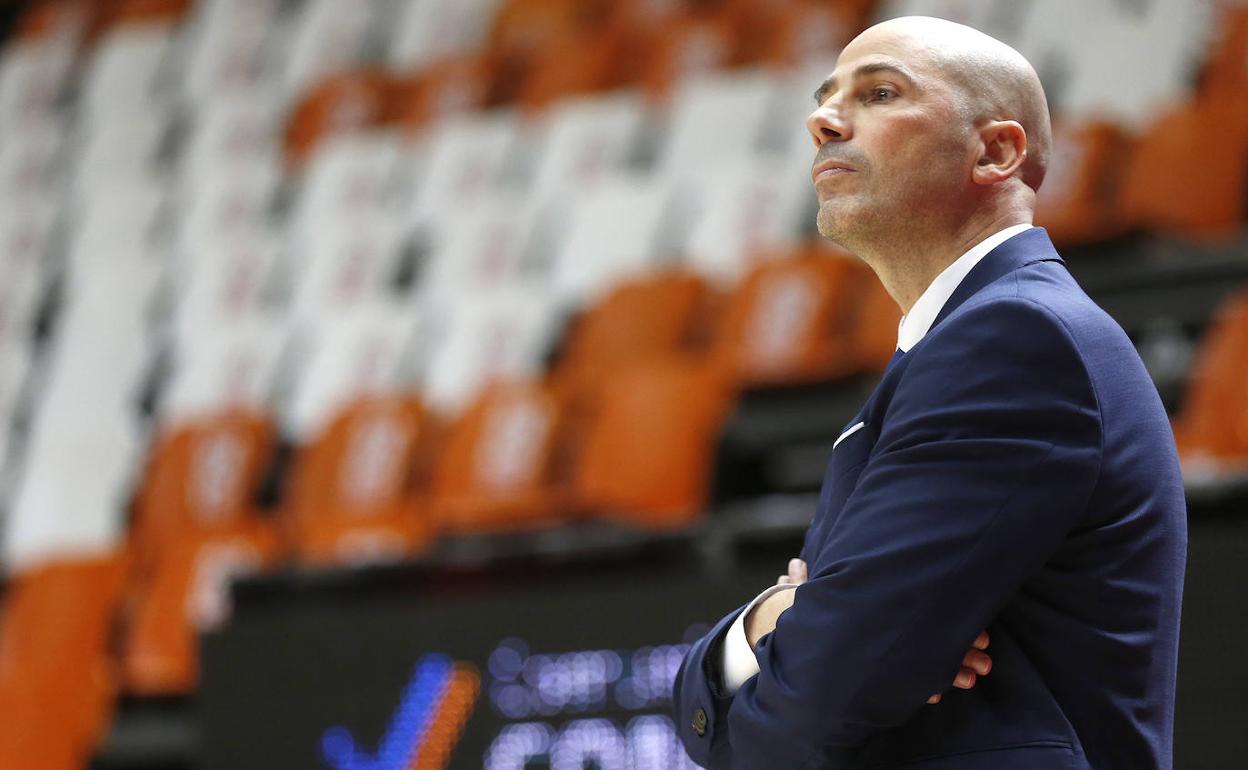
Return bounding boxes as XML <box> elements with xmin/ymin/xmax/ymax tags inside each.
<box><xmin>815</xmin><ymin>194</ymin><xmax>879</xmax><ymax>258</ymax></box>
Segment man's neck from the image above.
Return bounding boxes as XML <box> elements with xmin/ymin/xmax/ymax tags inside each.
<box><xmin>863</xmin><ymin>209</ymin><xmax>1033</xmax><ymax>314</ymax></box>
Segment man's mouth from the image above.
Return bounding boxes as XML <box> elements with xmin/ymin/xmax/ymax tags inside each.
<box><xmin>812</xmin><ymin>163</ymin><xmax>856</xmax><ymax>184</ymax></box>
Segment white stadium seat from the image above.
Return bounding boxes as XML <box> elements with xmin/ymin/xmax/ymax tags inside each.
<box><xmin>655</xmin><ymin>69</ymin><xmax>788</xmax><ymax>182</ymax></box>
<box><xmin>876</xmin><ymin>0</ymin><xmax>1212</xmax><ymax>129</ymax></box>
<box><xmin>171</xmin><ymin>227</ymin><xmax>284</xmax><ymax>341</ymax></box>
<box><xmin>172</xmin><ymin>155</ymin><xmax>281</xmax><ymax>263</ymax></box>
<box><xmin>161</xmin><ymin>313</ymin><xmax>289</xmax><ymax>425</ymax></box>
<box><xmin>0</xmin><ymin>26</ymin><xmax>79</xmax><ymax>132</ymax></box>
<box><xmin>0</xmin><ymin>342</ymin><xmax>33</xmax><ymax>470</ymax></box>
<box><xmin>419</xmin><ymin>191</ymin><xmax>558</xmax><ymax>300</ymax></box>
<box><xmin>0</xmin><ymin>253</ymin><xmax>46</xmax><ymax>356</ymax></box>
<box><xmin>179</xmin><ymin>93</ymin><xmax>282</xmax><ymax>188</ymax></box>
<box><xmin>422</xmin><ymin>287</ymin><xmax>560</xmax><ymax>414</ymax></box>
<box><xmin>682</xmin><ymin>156</ymin><xmax>813</xmax><ymax>285</ymax></box>
<box><xmin>179</xmin><ymin>0</ymin><xmax>283</xmax><ymax>101</ymax></box>
<box><xmin>873</xmin><ymin>0</ymin><xmax>1010</xmax><ymax>38</ymax></box>
<box><xmin>290</xmin><ymin>130</ymin><xmax>407</xmax><ymax>242</ymax></box>
<box><xmin>279</xmin><ymin>0</ymin><xmax>378</xmax><ymax>100</ymax></box>
<box><xmin>71</xmin><ymin>108</ymin><xmax>173</xmax><ymax>195</ymax></box>
<box><xmin>387</xmin><ymin>0</ymin><xmax>504</xmax><ymax>70</ymax></box>
<box><xmin>80</xmin><ymin>24</ymin><xmax>175</xmax><ymax>126</ymax></box>
<box><xmin>550</xmin><ymin>172</ymin><xmax>686</xmax><ymax>305</ymax></box>
<box><xmin>66</xmin><ymin>180</ymin><xmax>170</xmax><ymax>277</ymax></box>
<box><xmin>1010</xmin><ymin>0</ymin><xmax>1211</xmax><ymax>128</ymax></box>
<box><xmin>4</xmin><ymin>410</ymin><xmax>143</xmax><ymax>571</ymax></box>
<box><xmin>282</xmin><ymin>301</ymin><xmax>421</xmax><ymax>442</ymax></box>
<box><xmin>528</xmin><ymin>91</ymin><xmax>648</xmax><ymax>202</ymax></box>
<box><xmin>0</xmin><ymin>198</ymin><xmax>59</xmax><ymax>288</ymax></box>
<box><xmin>0</xmin><ymin>118</ymin><xmax>66</xmax><ymax>199</ymax></box>
<box><xmin>405</xmin><ymin>110</ymin><xmax>522</xmax><ymax>234</ymax></box>
<box><xmin>286</xmin><ymin>211</ymin><xmax>408</xmax><ymax>322</ymax></box>
<box><xmin>13</xmin><ymin>255</ymin><xmax>164</xmax><ymax>567</ymax></box>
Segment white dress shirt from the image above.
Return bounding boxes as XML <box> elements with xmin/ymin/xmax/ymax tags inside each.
<box><xmin>719</xmin><ymin>223</ymin><xmax>1036</xmax><ymax>694</ymax></box>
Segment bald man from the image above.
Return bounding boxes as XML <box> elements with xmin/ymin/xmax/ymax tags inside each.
<box><xmin>674</xmin><ymin>17</ymin><xmax>1185</xmax><ymax>770</ymax></box>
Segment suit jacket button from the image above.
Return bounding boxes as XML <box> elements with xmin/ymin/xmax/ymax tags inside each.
<box><xmin>692</xmin><ymin>707</ymin><xmax>708</xmax><ymax>736</ymax></box>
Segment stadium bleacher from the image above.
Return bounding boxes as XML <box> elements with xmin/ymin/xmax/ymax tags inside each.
<box><xmin>0</xmin><ymin>0</ymin><xmax>1244</xmax><ymax>768</ymax></box>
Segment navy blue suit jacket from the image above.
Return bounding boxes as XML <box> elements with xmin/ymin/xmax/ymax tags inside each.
<box><xmin>675</xmin><ymin>229</ymin><xmax>1187</xmax><ymax>769</ymax></box>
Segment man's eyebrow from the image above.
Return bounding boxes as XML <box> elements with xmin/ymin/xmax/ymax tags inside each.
<box><xmin>812</xmin><ymin>63</ymin><xmax>917</xmax><ymax>105</ymax></box>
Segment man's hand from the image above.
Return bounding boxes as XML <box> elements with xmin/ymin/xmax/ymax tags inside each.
<box><xmin>744</xmin><ymin>558</ymin><xmax>993</xmax><ymax>704</ymax></box>
<box><xmin>927</xmin><ymin>631</ymin><xmax>992</xmax><ymax>704</ymax></box>
<box><xmin>776</xmin><ymin>557</ymin><xmax>807</xmax><ymax>586</ymax></box>
<box><xmin>743</xmin><ymin>557</ymin><xmax>807</xmax><ymax>646</ymax></box>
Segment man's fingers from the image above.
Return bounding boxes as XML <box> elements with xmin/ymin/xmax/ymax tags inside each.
<box><xmin>938</xmin><ymin>648</ymin><xmax>991</xmax><ymax>700</ymax></box>
<box><xmin>972</xmin><ymin>631</ymin><xmax>990</xmax><ymax>650</ymax></box>
<box><xmin>953</xmin><ymin>668</ymin><xmax>977</xmax><ymax>689</ymax></box>
<box><xmin>962</xmin><ymin>649</ymin><xmax>992</xmax><ymax>676</ymax></box>
<box><xmin>778</xmin><ymin>558</ymin><xmax>808</xmax><ymax>587</ymax></box>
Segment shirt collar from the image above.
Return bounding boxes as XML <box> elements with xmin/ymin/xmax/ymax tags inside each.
<box><xmin>896</xmin><ymin>224</ymin><xmax>1035</xmax><ymax>352</ymax></box>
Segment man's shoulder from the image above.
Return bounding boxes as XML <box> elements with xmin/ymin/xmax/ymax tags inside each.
<box><xmin>936</xmin><ymin>259</ymin><xmax>1129</xmax><ymax>363</ymax></box>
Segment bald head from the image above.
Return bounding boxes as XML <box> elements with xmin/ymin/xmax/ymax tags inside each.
<box><xmin>849</xmin><ymin>16</ymin><xmax>1052</xmax><ymax>191</ymax></box>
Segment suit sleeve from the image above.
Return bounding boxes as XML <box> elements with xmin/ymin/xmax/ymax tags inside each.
<box><xmin>673</xmin><ymin>601</ymin><xmax>748</xmax><ymax>768</ymax></box>
<box><xmin>718</xmin><ymin>299</ymin><xmax>1104</xmax><ymax>769</ymax></box>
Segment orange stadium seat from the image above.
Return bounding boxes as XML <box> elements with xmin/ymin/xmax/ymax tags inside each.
<box><xmin>489</xmin><ymin>0</ymin><xmax>610</xmax><ymax>54</ymax></box>
<box><xmin>431</xmin><ymin>380</ymin><xmax>570</xmax><ymax>534</ymax></box>
<box><xmin>515</xmin><ymin>27</ymin><xmax>625</xmax><ymax>111</ymax></box>
<box><xmin>556</xmin><ymin>270</ymin><xmax>716</xmax><ymax>393</ymax></box>
<box><xmin>393</xmin><ymin>54</ymin><xmax>493</xmax><ymax>134</ymax></box>
<box><xmin>94</xmin><ymin>0</ymin><xmax>192</xmax><ymax>27</ymax></box>
<box><xmin>1118</xmin><ymin>97</ymin><xmax>1248</xmax><ymax>239</ymax></box>
<box><xmin>594</xmin><ymin>0</ymin><xmax>689</xmax><ymax>87</ymax></box>
<box><xmin>283</xmin><ymin>396</ymin><xmax>439</xmax><ymax>567</ymax></box>
<box><xmin>638</xmin><ymin>10</ymin><xmax>742</xmax><ymax>98</ymax></box>
<box><xmin>849</xmin><ymin>266</ymin><xmax>903</xmax><ymax>372</ymax></box>
<box><xmin>1034</xmin><ymin>119</ymin><xmax>1130</xmax><ymax>246</ymax></box>
<box><xmin>1172</xmin><ymin>289</ymin><xmax>1248</xmax><ymax>470</ymax></box>
<box><xmin>572</xmin><ymin>356</ymin><xmax>732</xmax><ymax>529</ymax></box>
<box><xmin>0</xmin><ymin>554</ymin><xmax>128</xmax><ymax>770</ymax></box>
<box><xmin>484</xmin><ymin>0</ymin><xmax>614</xmax><ymax>107</ymax></box>
<box><xmin>122</xmin><ymin>523</ymin><xmax>279</xmax><ymax>695</ymax></box>
<box><xmin>283</xmin><ymin>69</ymin><xmax>398</xmax><ymax>169</ymax></box>
<box><xmin>711</xmin><ymin>245</ymin><xmax>881</xmax><ymax>387</ymax></box>
<box><xmin>600</xmin><ymin>0</ymin><xmax>685</xmax><ymax>31</ymax></box>
<box><xmin>130</xmin><ymin>410</ymin><xmax>275</xmax><ymax>578</ymax></box>
<box><xmin>1199</xmin><ymin>3</ymin><xmax>1248</xmax><ymax>95</ymax></box>
<box><xmin>730</xmin><ymin>0</ymin><xmax>859</xmax><ymax>67</ymax></box>
<box><xmin>16</xmin><ymin>0</ymin><xmax>92</xmax><ymax>42</ymax></box>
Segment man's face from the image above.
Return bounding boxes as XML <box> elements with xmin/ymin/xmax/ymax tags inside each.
<box><xmin>806</xmin><ymin>28</ymin><xmax>978</xmax><ymax>245</ymax></box>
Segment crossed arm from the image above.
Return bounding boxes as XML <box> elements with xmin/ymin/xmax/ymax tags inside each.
<box><xmin>746</xmin><ymin>558</ymin><xmax>992</xmax><ymax>705</ymax></box>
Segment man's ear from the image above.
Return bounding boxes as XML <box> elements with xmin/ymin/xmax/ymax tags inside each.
<box><xmin>972</xmin><ymin>120</ymin><xmax>1027</xmax><ymax>185</ymax></box>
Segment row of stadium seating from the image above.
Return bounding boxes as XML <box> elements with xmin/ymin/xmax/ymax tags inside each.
<box><xmin>123</xmin><ymin>242</ymin><xmax>898</xmax><ymax>693</ymax></box>
<box><xmin>1</xmin><ymin>0</ymin><xmax>1246</xmax><ymax>766</ymax></box>
<box><xmin>0</xmin><ymin>0</ymin><xmax>1242</xmax><ymax>568</ymax></box>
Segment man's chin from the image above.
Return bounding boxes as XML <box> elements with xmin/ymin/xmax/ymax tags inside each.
<box><xmin>815</xmin><ymin>204</ymin><xmax>855</xmax><ymax>244</ymax></box>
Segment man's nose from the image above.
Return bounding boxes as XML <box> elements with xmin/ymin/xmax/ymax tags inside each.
<box><xmin>806</xmin><ymin>105</ymin><xmax>850</xmax><ymax>147</ymax></box>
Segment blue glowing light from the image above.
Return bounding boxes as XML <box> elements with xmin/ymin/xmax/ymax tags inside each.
<box><xmin>320</xmin><ymin>654</ymin><xmax>454</xmax><ymax>770</ymax></box>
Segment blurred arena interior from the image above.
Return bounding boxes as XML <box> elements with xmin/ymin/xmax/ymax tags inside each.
<box><xmin>0</xmin><ymin>0</ymin><xmax>1244</xmax><ymax>768</ymax></box>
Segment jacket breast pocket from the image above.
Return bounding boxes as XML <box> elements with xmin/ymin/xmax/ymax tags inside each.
<box><xmin>803</xmin><ymin>420</ymin><xmax>878</xmax><ymax>559</ymax></box>
<box><xmin>825</xmin><ymin>419</ymin><xmax>876</xmax><ymax>498</ymax></box>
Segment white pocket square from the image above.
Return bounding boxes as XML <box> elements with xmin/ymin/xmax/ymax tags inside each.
<box><xmin>833</xmin><ymin>421</ymin><xmax>866</xmax><ymax>450</ymax></box>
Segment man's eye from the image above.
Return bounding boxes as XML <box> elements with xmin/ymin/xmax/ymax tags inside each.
<box><xmin>869</xmin><ymin>88</ymin><xmax>894</xmax><ymax>102</ymax></box>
